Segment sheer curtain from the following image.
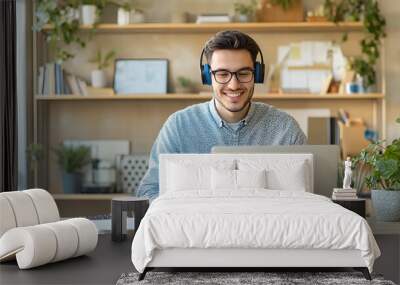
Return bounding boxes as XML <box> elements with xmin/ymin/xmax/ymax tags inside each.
<box><xmin>0</xmin><ymin>0</ymin><xmax>17</xmax><ymax>192</ymax></box>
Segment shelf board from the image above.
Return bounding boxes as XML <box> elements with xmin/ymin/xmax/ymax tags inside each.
<box><xmin>53</xmin><ymin>193</ymin><xmax>129</xmax><ymax>200</ymax></box>
<box><xmin>42</xmin><ymin>22</ymin><xmax>363</xmax><ymax>33</ymax></box>
<box><xmin>35</xmin><ymin>93</ymin><xmax>385</xmax><ymax>101</ymax></box>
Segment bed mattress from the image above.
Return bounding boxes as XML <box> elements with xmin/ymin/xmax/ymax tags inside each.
<box><xmin>131</xmin><ymin>190</ymin><xmax>380</xmax><ymax>273</ymax></box>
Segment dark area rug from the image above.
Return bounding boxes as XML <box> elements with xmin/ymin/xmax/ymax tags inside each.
<box><xmin>116</xmin><ymin>271</ymin><xmax>396</xmax><ymax>285</ymax></box>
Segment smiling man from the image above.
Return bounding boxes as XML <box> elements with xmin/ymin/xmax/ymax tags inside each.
<box><xmin>138</xmin><ymin>30</ymin><xmax>307</xmax><ymax>201</ymax></box>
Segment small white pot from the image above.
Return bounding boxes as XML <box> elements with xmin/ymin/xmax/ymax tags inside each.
<box><xmin>66</xmin><ymin>7</ymin><xmax>80</xmax><ymax>23</ymax></box>
<box><xmin>117</xmin><ymin>8</ymin><xmax>130</xmax><ymax>25</ymax></box>
<box><xmin>81</xmin><ymin>5</ymin><xmax>97</xmax><ymax>25</ymax></box>
<box><xmin>91</xmin><ymin>69</ymin><xmax>107</xmax><ymax>88</ymax></box>
<box><xmin>237</xmin><ymin>14</ymin><xmax>250</xmax><ymax>22</ymax></box>
<box><xmin>130</xmin><ymin>10</ymin><xmax>145</xmax><ymax>23</ymax></box>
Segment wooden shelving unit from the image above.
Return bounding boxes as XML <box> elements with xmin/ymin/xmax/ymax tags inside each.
<box><xmin>35</xmin><ymin>93</ymin><xmax>385</xmax><ymax>101</ymax></box>
<box><xmin>33</xmin><ymin>7</ymin><xmax>385</xmax><ymax>211</ymax></box>
<box><xmin>42</xmin><ymin>22</ymin><xmax>364</xmax><ymax>33</ymax></box>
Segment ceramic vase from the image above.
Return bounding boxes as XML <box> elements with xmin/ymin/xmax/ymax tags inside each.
<box><xmin>91</xmin><ymin>69</ymin><xmax>107</xmax><ymax>88</ymax></box>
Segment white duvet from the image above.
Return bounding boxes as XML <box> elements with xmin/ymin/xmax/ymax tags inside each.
<box><xmin>131</xmin><ymin>190</ymin><xmax>380</xmax><ymax>273</ymax></box>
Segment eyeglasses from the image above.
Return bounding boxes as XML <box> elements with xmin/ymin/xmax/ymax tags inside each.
<box><xmin>211</xmin><ymin>69</ymin><xmax>254</xmax><ymax>84</ymax></box>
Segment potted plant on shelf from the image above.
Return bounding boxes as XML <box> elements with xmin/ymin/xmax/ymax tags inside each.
<box><xmin>176</xmin><ymin>76</ymin><xmax>196</xmax><ymax>94</ymax></box>
<box><xmin>234</xmin><ymin>0</ymin><xmax>257</xmax><ymax>22</ymax></box>
<box><xmin>353</xmin><ymin>117</ymin><xmax>400</xmax><ymax>222</ymax></box>
<box><xmin>109</xmin><ymin>0</ymin><xmax>133</xmax><ymax>25</ymax></box>
<box><xmin>54</xmin><ymin>144</ymin><xmax>91</xmax><ymax>194</ymax></box>
<box><xmin>34</xmin><ymin>0</ymin><xmax>85</xmax><ymax>62</ymax></box>
<box><xmin>81</xmin><ymin>0</ymin><xmax>107</xmax><ymax>25</ymax></box>
<box><xmin>323</xmin><ymin>0</ymin><xmax>386</xmax><ymax>90</ymax></box>
<box><xmin>89</xmin><ymin>49</ymin><xmax>116</xmax><ymax>88</ymax></box>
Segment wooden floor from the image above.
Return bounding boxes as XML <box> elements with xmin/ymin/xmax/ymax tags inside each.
<box><xmin>1</xmin><ymin>233</ymin><xmax>398</xmax><ymax>284</ymax></box>
<box><xmin>0</xmin><ymin>234</ymin><xmax>133</xmax><ymax>285</ymax></box>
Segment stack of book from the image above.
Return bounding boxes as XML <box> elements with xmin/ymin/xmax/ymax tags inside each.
<box><xmin>196</xmin><ymin>13</ymin><xmax>231</xmax><ymax>23</ymax></box>
<box><xmin>332</xmin><ymin>188</ymin><xmax>358</xmax><ymax>200</ymax></box>
<box><xmin>37</xmin><ymin>63</ymin><xmax>88</xmax><ymax>96</ymax></box>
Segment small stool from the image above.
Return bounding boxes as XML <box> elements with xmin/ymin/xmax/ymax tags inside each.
<box><xmin>111</xmin><ymin>197</ymin><xmax>149</xmax><ymax>242</ymax></box>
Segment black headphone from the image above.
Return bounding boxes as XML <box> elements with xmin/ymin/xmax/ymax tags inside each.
<box><xmin>200</xmin><ymin>47</ymin><xmax>265</xmax><ymax>85</ymax></box>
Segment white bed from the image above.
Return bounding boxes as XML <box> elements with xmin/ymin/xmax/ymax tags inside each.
<box><xmin>131</xmin><ymin>154</ymin><xmax>380</xmax><ymax>280</ymax></box>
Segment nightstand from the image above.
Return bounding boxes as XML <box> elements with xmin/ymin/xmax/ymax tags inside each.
<box><xmin>332</xmin><ymin>198</ymin><xmax>366</xmax><ymax>217</ymax></box>
<box><xmin>111</xmin><ymin>197</ymin><xmax>149</xmax><ymax>242</ymax></box>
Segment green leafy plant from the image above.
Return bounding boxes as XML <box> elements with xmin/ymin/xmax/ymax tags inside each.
<box><xmin>34</xmin><ymin>0</ymin><xmax>84</xmax><ymax>61</ymax></box>
<box><xmin>270</xmin><ymin>0</ymin><xmax>386</xmax><ymax>88</ymax></box>
<box><xmin>353</xmin><ymin>117</ymin><xmax>400</xmax><ymax>191</ymax></box>
<box><xmin>53</xmin><ymin>144</ymin><xmax>91</xmax><ymax>173</ymax></box>
<box><xmin>323</xmin><ymin>0</ymin><xmax>386</xmax><ymax>88</ymax></box>
<box><xmin>34</xmin><ymin>0</ymin><xmax>108</xmax><ymax>62</ymax></box>
<box><xmin>234</xmin><ymin>0</ymin><xmax>257</xmax><ymax>16</ymax></box>
<box><xmin>89</xmin><ymin>49</ymin><xmax>116</xmax><ymax>69</ymax></box>
<box><xmin>177</xmin><ymin>76</ymin><xmax>195</xmax><ymax>89</ymax></box>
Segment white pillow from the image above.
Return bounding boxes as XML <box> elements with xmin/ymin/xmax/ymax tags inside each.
<box><xmin>211</xmin><ymin>168</ymin><xmax>267</xmax><ymax>190</ymax></box>
<box><xmin>266</xmin><ymin>161</ymin><xmax>307</xmax><ymax>191</ymax></box>
<box><xmin>237</xmin><ymin>169</ymin><xmax>267</xmax><ymax>189</ymax></box>
<box><xmin>238</xmin><ymin>159</ymin><xmax>310</xmax><ymax>192</ymax></box>
<box><xmin>211</xmin><ymin>168</ymin><xmax>236</xmax><ymax>190</ymax></box>
<box><xmin>166</xmin><ymin>160</ymin><xmax>235</xmax><ymax>192</ymax></box>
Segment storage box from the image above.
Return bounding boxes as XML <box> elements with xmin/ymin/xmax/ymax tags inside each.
<box><xmin>256</xmin><ymin>0</ymin><xmax>304</xmax><ymax>22</ymax></box>
<box><xmin>338</xmin><ymin>121</ymin><xmax>370</xmax><ymax>159</ymax></box>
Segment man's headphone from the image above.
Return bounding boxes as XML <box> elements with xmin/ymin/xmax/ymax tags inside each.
<box><xmin>200</xmin><ymin>47</ymin><xmax>265</xmax><ymax>85</ymax></box>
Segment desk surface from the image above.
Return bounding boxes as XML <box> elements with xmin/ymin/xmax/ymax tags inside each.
<box><xmin>0</xmin><ymin>234</ymin><xmax>133</xmax><ymax>285</ymax></box>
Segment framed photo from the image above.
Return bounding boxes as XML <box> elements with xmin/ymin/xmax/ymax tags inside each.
<box><xmin>113</xmin><ymin>59</ymin><xmax>168</xmax><ymax>94</ymax></box>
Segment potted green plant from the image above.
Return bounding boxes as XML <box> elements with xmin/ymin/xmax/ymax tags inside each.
<box><xmin>34</xmin><ymin>0</ymin><xmax>85</xmax><ymax>62</ymax></box>
<box><xmin>81</xmin><ymin>0</ymin><xmax>107</xmax><ymax>25</ymax></box>
<box><xmin>234</xmin><ymin>0</ymin><xmax>257</xmax><ymax>22</ymax></box>
<box><xmin>353</xmin><ymin>117</ymin><xmax>400</xmax><ymax>222</ymax></box>
<box><xmin>54</xmin><ymin>144</ymin><xmax>91</xmax><ymax>193</ymax></box>
<box><xmin>109</xmin><ymin>0</ymin><xmax>133</xmax><ymax>25</ymax></box>
<box><xmin>176</xmin><ymin>76</ymin><xmax>196</xmax><ymax>93</ymax></box>
<box><xmin>323</xmin><ymin>0</ymin><xmax>386</xmax><ymax>89</ymax></box>
<box><xmin>89</xmin><ymin>49</ymin><xmax>116</xmax><ymax>88</ymax></box>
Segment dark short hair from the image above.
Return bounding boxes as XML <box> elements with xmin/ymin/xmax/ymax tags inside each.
<box><xmin>203</xmin><ymin>30</ymin><xmax>260</xmax><ymax>65</ymax></box>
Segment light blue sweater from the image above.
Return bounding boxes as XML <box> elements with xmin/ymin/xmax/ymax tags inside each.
<box><xmin>138</xmin><ymin>99</ymin><xmax>307</xmax><ymax>200</ymax></box>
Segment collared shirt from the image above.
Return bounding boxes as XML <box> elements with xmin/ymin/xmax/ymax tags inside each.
<box><xmin>137</xmin><ymin>99</ymin><xmax>307</xmax><ymax>200</ymax></box>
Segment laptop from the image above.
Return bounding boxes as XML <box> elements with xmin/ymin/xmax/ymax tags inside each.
<box><xmin>212</xmin><ymin>145</ymin><xmax>340</xmax><ymax>198</ymax></box>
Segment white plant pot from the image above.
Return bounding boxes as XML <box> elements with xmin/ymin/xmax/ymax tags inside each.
<box><xmin>66</xmin><ymin>8</ymin><xmax>80</xmax><ymax>23</ymax></box>
<box><xmin>81</xmin><ymin>5</ymin><xmax>97</xmax><ymax>25</ymax></box>
<box><xmin>91</xmin><ymin>69</ymin><xmax>107</xmax><ymax>88</ymax></box>
<box><xmin>237</xmin><ymin>14</ymin><xmax>250</xmax><ymax>22</ymax></box>
<box><xmin>117</xmin><ymin>8</ymin><xmax>130</xmax><ymax>25</ymax></box>
<box><xmin>130</xmin><ymin>10</ymin><xmax>145</xmax><ymax>23</ymax></box>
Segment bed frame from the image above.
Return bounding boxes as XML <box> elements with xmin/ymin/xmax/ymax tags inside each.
<box><xmin>137</xmin><ymin>154</ymin><xmax>373</xmax><ymax>281</ymax></box>
<box><xmin>138</xmin><ymin>248</ymin><xmax>371</xmax><ymax>280</ymax></box>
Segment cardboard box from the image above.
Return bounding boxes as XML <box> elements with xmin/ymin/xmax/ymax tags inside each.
<box><xmin>256</xmin><ymin>0</ymin><xmax>304</xmax><ymax>22</ymax></box>
<box><xmin>338</xmin><ymin>121</ymin><xmax>370</xmax><ymax>159</ymax></box>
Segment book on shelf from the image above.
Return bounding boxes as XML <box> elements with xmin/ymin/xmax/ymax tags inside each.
<box><xmin>196</xmin><ymin>13</ymin><xmax>232</xmax><ymax>23</ymax></box>
<box><xmin>333</xmin><ymin>188</ymin><xmax>357</xmax><ymax>193</ymax></box>
<box><xmin>332</xmin><ymin>187</ymin><xmax>358</xmax><ymax>200</ymax></box>
<box><xmin>332</xmin><ymin>193</ymin><xmax>358</xmax><ymax>200</ymax></box>
<box><xmin>38</xmin><ymin>62</ymin><xmax>72</xmax><ymax>96</ymax></box>
<box><xmin>77</xmin><ymin>79</ymin><xmax>89</xmax><ymax>96</ymax></box>
<box><xmin>66</xmin><ymin>74</ymin><xmax>81</xmax><ymax>96</ymax></box>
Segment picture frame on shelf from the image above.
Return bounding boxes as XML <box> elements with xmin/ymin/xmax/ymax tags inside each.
<box><xmin>113</xmin><ymin>58</ymin><xmax>168</xmax><ymax>94</ymax></box>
